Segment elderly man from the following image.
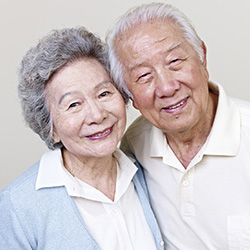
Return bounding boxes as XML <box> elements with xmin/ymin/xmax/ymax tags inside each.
<box><xmin>106</xmin><ymin>2</ymin><xmax>250</xmax><ymax>250</ymax></box>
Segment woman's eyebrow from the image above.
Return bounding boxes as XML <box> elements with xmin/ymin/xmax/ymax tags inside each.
<box><xmin>58</xmin><ymin>81</ymin><xmax>112</xmax><ymax>104</ymax></box>
<box><xmin>94</xmin><ymin>80</ymin><xmax>113</xmax><ymax>90</ymax></box>
<box><xmin>58</xmin><ymin>91</ymin><xmax>77</xmax><ymax>104</ymax></box>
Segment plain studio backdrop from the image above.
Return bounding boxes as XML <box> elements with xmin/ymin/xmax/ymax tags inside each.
<box><xmin>0</xmin><ymin>0</ymin><xmax>249</xmax><ymax>190</ymax></box>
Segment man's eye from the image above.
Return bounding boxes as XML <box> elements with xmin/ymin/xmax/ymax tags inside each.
<box><xmin>137</xmin><ymin>73</ymin><xmax>151</xmax><ymax>82</ymax></box>
<box><xmin>140</xmin><ymin>73</ymin><xmax>149</xmax><ymax>78</ymax></box>
<box><xmin>169</xmin><ymin>58</ymin><xmax>186</xmax><ymax>70</ymax></box>
<box><xmin>171</xmin><ymin>58</ymin><xmax>180</xmax><ymax>64</ymax></box>
<box><xmin>170</xmin><ymin>57</ymin><xmax>187</xmax><ymax>66</ymax></box>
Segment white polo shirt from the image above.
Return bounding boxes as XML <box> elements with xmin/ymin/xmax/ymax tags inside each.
<box><xmin>121</xmin><ymin>82</ymin><xmax>250</xmax><ymax>250</ymax></box>
<box><xmin>36</xmin><ymin>148</ymin><xmax>157</xmax><ymax>250</ymax></box>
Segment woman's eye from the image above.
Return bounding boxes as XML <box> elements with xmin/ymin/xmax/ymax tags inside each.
<box><xmin>99</xmin><ymin>91</ymin><xmax>110</xmax><ymax>98</ymax></box>
<box><xmin>69</xmin><ymin>102</ymin><xmax>80</xmax><ymax>108</ymax></box>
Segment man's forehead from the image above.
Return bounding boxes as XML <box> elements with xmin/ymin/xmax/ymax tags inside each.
<box><xmin>128</xmin><ymin>42</ymin><xmax>183</xmax><ymax>71</ymax></box>
<box><xmin>122</xmin><ymin>18</ymin><xmax>179</xmax><ymax>36</ymax></box>
<box><xmin>118</xmin><ymin>20</ymin><xmax>182</xmax><ymax>48</ymax></box>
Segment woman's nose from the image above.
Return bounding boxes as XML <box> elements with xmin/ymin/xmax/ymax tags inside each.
<box><xmin>84</xmin><ymin>101</ymin><xmax>108</xmax><ymax>125</ymax></box>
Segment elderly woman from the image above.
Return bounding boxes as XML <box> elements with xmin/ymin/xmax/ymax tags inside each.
<box><xmin>0</xmin><ymin>27</ymin><xmax>164</xmax><ymax>250</ymax></box>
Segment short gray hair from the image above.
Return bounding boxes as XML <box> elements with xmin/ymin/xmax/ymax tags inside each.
<box><xmin>106</xmin><ymin>2</ymin><xmax>204</xmax><ymax>99</ymax></box>
<box><xmin>18</xmin><ymin>26</ymin><xmax>129</xmax><ymax>150</ymax></box>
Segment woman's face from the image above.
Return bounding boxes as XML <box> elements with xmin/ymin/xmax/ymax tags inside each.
<box><xmin>45</xmin><ymin>58</ymin><xmax>126</xmax><ymax>161</ymax></box>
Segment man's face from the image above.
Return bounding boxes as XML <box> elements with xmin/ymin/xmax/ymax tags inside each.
<box><xmin>116</xmin><ymin>20</ymin><xmax>210</xmax><ymax>135</ymax></box>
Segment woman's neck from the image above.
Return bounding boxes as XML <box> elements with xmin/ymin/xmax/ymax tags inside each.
<box><xmin>62</xmin><ymin>149</ymin><xmax>117</xmax><ymax>201</ymax></box>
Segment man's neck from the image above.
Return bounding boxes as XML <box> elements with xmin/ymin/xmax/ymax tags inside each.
<box><xmin>166</xmin><ymin>91</ymin><xmax>218</xmax><ymax>169</ymax></box>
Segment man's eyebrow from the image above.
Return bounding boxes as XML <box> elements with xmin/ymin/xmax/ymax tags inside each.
<box><xmin>167</xmin><ymin>41</ymin><xmax>182</xmax><ymax>52</ymax></box>
<box><xmin>129</xmin><ymin>41</ymin><xmax>182</xmax><ymax>71</ymax></box>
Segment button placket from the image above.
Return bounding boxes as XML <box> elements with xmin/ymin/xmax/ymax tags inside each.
<box><xmin>110</xmin><ymin>209</ymin><xmax>119</xmax><ymax>217</ymax></box>
<box><xmin>180</xmin><ymin>168</ymin><xmax>195</xmax><ymax>216</ymax></box>
<box><xmin>183</xmin><ymin>180</ymin><xmax>190</xmax><ymax>187</ymax></box>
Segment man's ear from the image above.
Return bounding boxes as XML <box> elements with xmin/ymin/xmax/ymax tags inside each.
<box><xmin>132</xmin><ymin>99</ymin><xmax>139</xmax><ymax>110</ymax></box>
<box><xmin>202</xmin><ymin>41</ymin><xmax>208</xmax><ymax>67</ymax></box>
<box><xmin>201</xmin><ymin>41</ymin><xmax>209</xmax><ymax>80</ymax></box>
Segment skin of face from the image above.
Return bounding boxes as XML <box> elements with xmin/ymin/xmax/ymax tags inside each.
<box><xmin>45</xmin><ymin>58</ymin><xmax>126</xmax><ymax>163</ymax></box>
<box><xmin>117</xmin><ymin>19</ymin><xmax>214</xmax><ymax>137</ymax></box>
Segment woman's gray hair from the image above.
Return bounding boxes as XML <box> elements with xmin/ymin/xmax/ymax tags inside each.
<box><xmin>18</xmin><ymin>26</ymin><xmax>129</xmax><ymax>150</ymax></box>
<box><xmin>106</xmin><ymin>2</ymin><xmax>204</xmax><ymax>99</ymax></box>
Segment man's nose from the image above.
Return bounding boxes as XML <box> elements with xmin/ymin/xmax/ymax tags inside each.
<box><xmin>154</xmin><ymin>70</ymin><xmax>180</xmax><ymax>98</ymax></box>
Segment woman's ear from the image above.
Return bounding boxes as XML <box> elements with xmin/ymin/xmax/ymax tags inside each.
<box><xmin>52</xmin><ymin>129</ymin><xmax>60</xmax><ymax>143</ymax></box>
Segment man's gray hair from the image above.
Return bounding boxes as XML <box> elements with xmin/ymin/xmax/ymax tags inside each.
<box><xmin>18</xmin><ymin>26</ymin><xmax>128</xmax><ymax>150</ymax></box>
<box><xmin>106</xmin><ymin>2</ymin><xmax>204</xmax><ymax>99</ymax></box>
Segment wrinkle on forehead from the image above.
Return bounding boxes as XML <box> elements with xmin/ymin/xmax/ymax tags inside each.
<box><xmin>126</xmin><ymin>20</ymin><xmax>181</xmax><ymax>49</ymax></box>
<box><xmin>128</xmin><ymin>41</ymin><xmax>183</xmax><ymax>71</ymax></box>
<box><xmin>116</xmin><ymin>20</ymin><xmax>185</xmax><ymax>68</ymax></box>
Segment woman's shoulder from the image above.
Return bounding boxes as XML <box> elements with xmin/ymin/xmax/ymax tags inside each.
<box><xmin>1</xmin><ymin>162</ymin><xmax>40</xmax><ymax>194</ymax></box>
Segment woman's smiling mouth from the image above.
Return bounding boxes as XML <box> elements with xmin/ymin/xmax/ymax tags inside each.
<box><xmin>86</xmin><ymin>126</ymin><xmax>114</xmax><ymax>140</ymax></box>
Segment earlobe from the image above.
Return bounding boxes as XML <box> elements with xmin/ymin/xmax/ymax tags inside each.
<box><xmin>52</xmin><ymin>130</ymin><xmax>60</xmax><ymax>143</ymax></box>
<box><xmin>132</xmin><ymin>99</ymin><xmax>139</xmax><ymax>110</ymax></box>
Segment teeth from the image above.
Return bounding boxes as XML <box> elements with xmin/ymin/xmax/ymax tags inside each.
<box><xmin>90</xmin><ymin>129</ymin><xmax>110</xmax><ymax>137</ymax></box>
<box><xmin>168</xmin><ymin>99</ymin><xmax>186</xmax><ymax>109</ymax></box>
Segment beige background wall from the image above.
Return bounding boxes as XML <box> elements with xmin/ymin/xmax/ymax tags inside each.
<box><xmin>1</xmin><ymin>0</ymin><xmax>249</xmax><ymax>190</ymax></box>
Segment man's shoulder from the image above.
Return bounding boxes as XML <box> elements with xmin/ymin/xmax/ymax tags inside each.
<box><xmin>231</xmin><ymin>97</ymin><xmax>250</xmax><ymax>127</ymax></box>
<box><xmin>121</xmin><ymin>116</ymin><xmax>153</xmax><ymax>154</ymax></box>
<box><xmin>125</xmin><ymin>115</ymin><xmax>153</xmax><ymax>139</ymax></box>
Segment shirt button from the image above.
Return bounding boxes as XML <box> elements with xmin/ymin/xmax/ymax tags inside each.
<box><xmin>110</xmin><ymin>209</ymin><xmax>118</xmax><ymax>217</ymax></box>
<box><xmin>160</xmin><ymin>241</ymin><xmax>164</xmax><ymax>246</ymax></box>
<box><xmin>183</xmin><ymin>180</ymin><xmax>190</xmax><ymax>187</ymax></box>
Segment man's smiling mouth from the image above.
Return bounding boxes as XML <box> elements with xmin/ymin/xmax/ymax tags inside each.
<box><xmin>163</xmin><ymin>97</ymin><xmax>188</xmax><ymax>112</ymax></box>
